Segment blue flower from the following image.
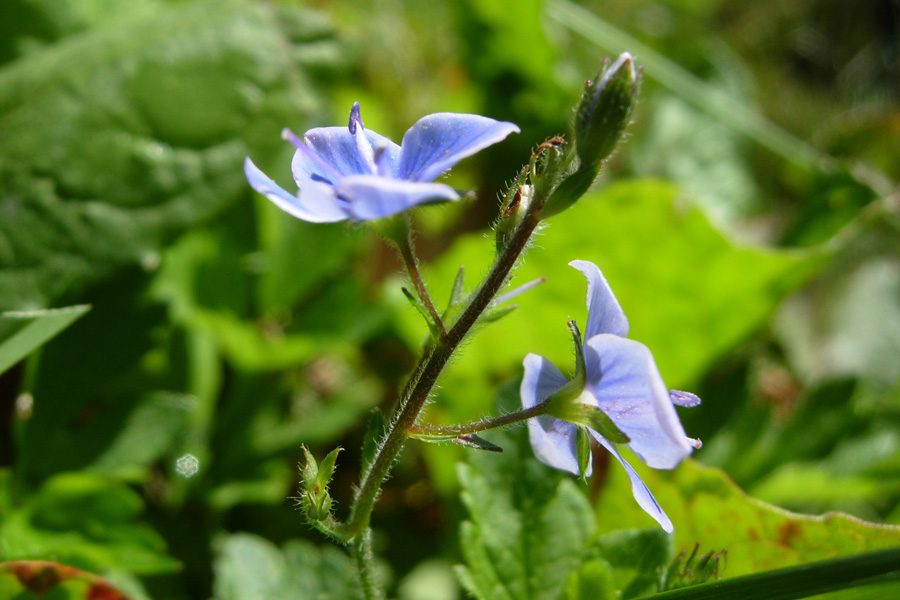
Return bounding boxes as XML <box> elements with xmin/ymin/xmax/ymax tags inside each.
<box><xmin>521</xmin><ymin>260</ymin><xmax>700</xmax><ymax>532</ymax></box>
<box><xmin>244</xmin><ymin>103</ymin><xmax>519</xmax><ymax>222</ymax></box>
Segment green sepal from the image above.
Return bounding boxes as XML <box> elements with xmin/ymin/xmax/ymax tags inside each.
<box><xmin>661</xmin><ymin>543</ymin><xmax>727</xmax><ymax>591</ymax></box>
<box><xmin>409</xmin><ymin>431</ymin><xmax>503</xmax><ymax>452</ymax></box>
<box><xmin>300</xmin><ymin>445</ymin><xmax>319</xmax><ymax>490</ymax></box>
<box><xmin>529</xmin><ymin>138</ymin><xmax>571</xmax><ymax>204</ymax></box>
<box><xmin>402</xmin><ymin>286</ymin><xmax>440</xmax><ymax>339</ymax></box>
<box><xmin>494</xmin><ymin>168</ymin><xmax>532</xmax><ymax>253</ymax></box>
<box><xmin>539</xmin><ymin>164</ymin><xmax>601</xmax><ymax>220</ymax></box>
<box><xmin>442</xmin><ymin>265</ymin><xmax>467</xmax><ymax>326</ymax></box>
<box><xmin>576</xmin><ymin>426</ymin><xmax>592</xmax><ymax>481</ymax></box>
<box><xmin>568</xmin><ymin>320</ymin><xmax>586</xmax><ymax>381</ymax></box>
<box><xmin>545</xmin><ymin>320</ymin><xmax>629</xmax><ymax>444</ymax></box>
<box><xmin>482</xmin><ymin>303</ymin><xmax>519</xmax><ymax>323</ymax></box>
<box><xmin>583</xmin><ymin>405</ymin><xmax>629</xmax><ymax>444</ymax></box>
<box><xmin>368</xmin><ymin>212</ymin><xmax>410</xmax><ymax>246</ymax></box>
<box><xmin>299</xmin><ymin>445</ymin><xmax>341</xmax><ymax>522</ymax></box>
<box><xmin>316</xmin><ymin>447</ymin><xmax>342</xmax><ymax>490</ymax></box>
<box><xmin>448</xmin><ymin>265</ymin><xmax>466</xmax><ymax>307</ymax></box>
<box><xmin>453</xmin><ymin>433</ymin><xmax>503</xmax><ymax>453</ymax></box>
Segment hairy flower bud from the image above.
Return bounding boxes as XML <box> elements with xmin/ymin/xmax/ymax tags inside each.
<box><xmin>300</xmin><ymin>445</ymin><xmax>341</xmax><ymax>522</ymax></box>
<box><xmin>574</xmin><ymin>52</ymin><xmax>641</xmax><ymax>166</ymax></box>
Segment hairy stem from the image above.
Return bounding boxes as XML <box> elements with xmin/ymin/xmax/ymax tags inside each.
<box><xmin>350</xmin><ymin>529</ymin><xmax>383</xmax><ymax>600</ymax></box>
<box><xmin>341</xmin><ymin>209</ymin><xmax>542</xmax><ymax>540</ymax></box>
<box><xmin>409</xmin><ymin>398</ymin><xmax>551</xmax><ymax>436</ymax></box>
<box><xmin>398</xmin><ymin>227</ymin><xmax>447</xmax><ymax>342</ymax></box>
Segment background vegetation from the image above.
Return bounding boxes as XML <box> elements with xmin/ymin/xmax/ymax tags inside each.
<box><xmin>1</xmin><ymin>0</ymin><xmax>898</xmax><ymax>598</ymax></box>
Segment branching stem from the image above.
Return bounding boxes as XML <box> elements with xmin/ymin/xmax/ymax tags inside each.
<box><xmin>397</xmin><ymin>225</ymin><xmax>448</xmax><ymax>342</ymax></box>
<box><xmin>409</xmin><ymin>398</ymin><xmax>551</xmax><ymax>437</ymax></box>
<box><xmin>339</xmin><ymin>206</ymin><xmax>543</xmax><ymax>542</ymax></box>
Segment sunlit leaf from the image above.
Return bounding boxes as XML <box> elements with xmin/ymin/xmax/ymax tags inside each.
<box><xmin>0</xmin><ymin>305</ymin><xmax>90</xmax><ymax>374</ymax></box>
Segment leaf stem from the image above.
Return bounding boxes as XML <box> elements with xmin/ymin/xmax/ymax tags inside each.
<box><xmin>397</xmin><ymin>223</ymin><xmax>448</xmax><ymax>342</ymax></box>
<box><xmin>350</xmin><ymin>529</ymin><xmax>383</xmax><ymax>600</ymax></box>
<box><xmin>340</xmin><ymin>206</ymin><xmax>543</xmax><ymax>541</ymax></box>
<box><xmin>409</xmin><ymin>399</ymin><xmax>550</xmax><ymax>437</ymax></box>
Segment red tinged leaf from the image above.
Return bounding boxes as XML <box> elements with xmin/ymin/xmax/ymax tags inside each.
<box><xmin>1</xmin><ymin>561</ymin><xmax>134</xmax><ymax>599</ymax></box>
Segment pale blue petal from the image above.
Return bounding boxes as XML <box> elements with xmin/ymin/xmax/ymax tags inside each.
<box><xmin>570</xmin><ymin>260</ymin><xmax>628</xmax><ymax>339</ymax></box>
<box><xmin>593</xmin><ymin>436</ymin><xmax>674</xmax><ymax>533</ymax></box>
<box><xmin>334</xmin><ymin>175</ymin><xmax>459</xmax><ymax>221</ymax></box>
<box><xmin>583</xmin><ymin>334</ymin><xmax>693</xmax><ymax>469</ymax></box>
<box><xmin>244</xmin><ymin>157</ymin><xmax>346</xmax><ymax>223</ymax></box>
<box><xmin>398</xmin><ymin>114</ymin><xmax>519</xmax><ymax>182</ymax></box>
<box><xmin>521</xmin><ymin>354</ymin><xmax>589</xmax><ymax>476</ymax></box>
<box><xmin>294</xmin><ymin>127</ymin><xmax>401</xmax><ymax>183</ymax></box>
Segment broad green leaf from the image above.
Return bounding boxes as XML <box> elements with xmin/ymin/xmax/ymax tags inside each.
<box><xmin>0</xmin><ymin>473</ymin><xmax>179</xmax><ymax>574</ymax></box>
<box><xmin>15</xmin><ymin>272</ymin><xmax>174</xmax><ymax>481</ymax></box>
<box><xmin>212</xmin><ymin>533</ymin><xmax>362</xmax><ymax>600</ymax></box>
<box><xmin>0</xmin><ymin>0</ymin><xmax>334</xmax><ymax>309</ymax></box>
<box><xmin>87</xmin><ymin>391</ymin><xmax>194</xmax><ymax>479</ymax></box>
<box><xmin>590</xmin><ymin>528</ymin><xmax>675</xmax><ymax>598</ymax></box>
<box><xmin>594</xmin><ymin>458</ymin><xmax>900</xmax><ymax>580</ymax></box>
<box><xmin>398</xmin><ymin>559</ymin><xmax>460</xmax><ymax>600</ymax></box>
<box><xmin>0</xmin><ymin>305</ymin><xmax>90</xmax><ymax>374</ymax></box>
<box><xmin>455</xmin><ymin>425</ymin><xmax>595</xmax><ymax>600</ymax></box>
<box><xmin>563</xmin><ymin>559</ymin><xmax>617</xmax><ymax>600</ymax></box>
<box><xmin>0</xmin><ymin>560</ymin><xmax>135</xmax><ymax>600</ymax></box>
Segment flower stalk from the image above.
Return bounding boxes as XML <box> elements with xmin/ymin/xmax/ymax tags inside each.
<box><xmin>338</xmin><ymin>186</ymin><xmax>547</xmax><ymax>543</ymax></box>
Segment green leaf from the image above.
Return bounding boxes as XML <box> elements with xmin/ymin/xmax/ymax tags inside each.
<box><xmin>0</xmin><ymin>0</ymin><xmax>333</xmax><ymax>309</ymax></box>
<box><xmin>0</xmin><ymin>305</ymin><xmax>90</xmax><ymax>374</ymax></box>
<box><xmin>0</xmin><ymin>473</ymin><xmax>179</xmax><ymax>575</ymax></box>
<box><xmin>594</xmin><ymin>459</ymin><xmax>900</xmax><ymax>579</ymax></box>
<box><xmin>563</xmin><ymin>559</ymin><xmax>618</xmax><ymax>600</ymax></box>
<box><xmin>590</xmin><ymin>528</ymin><xmax>675</xmax><ymax>598</ymax></box>
<box><xmin>212</xmin><ymin>533</ymin><xmax>363</xmax><ymax>600</ymax></box>
<box><xmin>455</xmin><ymin>426</ymin><xmax>594</xmax><ymax>600</ymax></box>
<box><xmin>0</xmin><ymin>560</ymin><xmax>136</xmax><ymax>600</ymax></box>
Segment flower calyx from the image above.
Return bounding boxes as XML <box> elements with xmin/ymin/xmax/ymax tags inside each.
<box><xmin>543</xmin><ymin>320</ymin><xmax>630</xmax><ymax>445</ymax></box>
<box><xmin>300</xmin><ymin>445</ymin><xmax>342</xmax><ymax>522</ymax></box>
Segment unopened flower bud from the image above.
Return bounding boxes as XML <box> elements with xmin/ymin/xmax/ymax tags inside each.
<box><xmin>299</xmin><ymin>445</ymin><xmax>341</xmax><ymax>522</ymax></box>
<box><xmin>574</xmin><ymin>52</ymin><xmax>641</xmax><ymax>166</ymax></box>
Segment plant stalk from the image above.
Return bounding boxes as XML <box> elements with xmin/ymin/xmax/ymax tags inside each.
<box><xmin>409</xmin><ymin>398</ymin><xmax>551</xmax><ymax>437</ymax></box>
<box><xmin>340</xmin><ymin>209</ymin><xmax>543</xmax><ymax>541</ymax></box>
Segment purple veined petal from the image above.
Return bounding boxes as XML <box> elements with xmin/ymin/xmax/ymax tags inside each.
<box><xmin>333</xmin><ymin>175</ymin><xmax>459</xmax><ymax>221</ymax></box>
<box><xmin>398</xmin><ymin>113</ymin><xmax>520</xmax><ymax>182</ymax></box>
<box><xmin>349</xmin><ymin>103</ymin><xmax>378</xmax><ymax>174</ymax></box>
<box><xmin>569</xmin><ymin>260</ymin><xmax>629</xmax><ymax>339</ymax></box>
<box><xmin>670</xmin><ymin>389</ymin><xmax>701</xmax><ymax>407</ymax></box>
<box><xmin>592</xmin><ymin>435</ymin><xmax>674</xmax><ymax>533</ymax></box>
<box><xmin>583</xmin><ymin>334</ymin><xmax>693</xmax><ymax>469</ymax></box>
<box><xmin>294</xmin><ymin>126</ymin><xmax>401</xmax><ymax>182</ymax></box>
<box><xmin>521</xmin><ymin>354</ymin><xmax>589</xmax><ymax>477</ymax></box>
<box><xmin>244</xmin><ymin>157</ymin><xmax>346</xmax><ymax>223</ymax></box>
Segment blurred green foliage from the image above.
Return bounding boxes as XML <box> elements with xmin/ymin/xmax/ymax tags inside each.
<box><xmin>1</xmin><ymin>0</ymin><xmax>898</xmax><ymax>598</ymax></box>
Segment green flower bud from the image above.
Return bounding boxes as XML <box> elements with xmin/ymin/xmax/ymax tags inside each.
<box><xmin>574</xmin><ymin>52</ymin><xmax>641</xmax><ymax>166</ymax></box>
<box><xmin>299</xmin><ymin>445</ymin><xmax>341</xmax><ymax>522</ymax></box>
